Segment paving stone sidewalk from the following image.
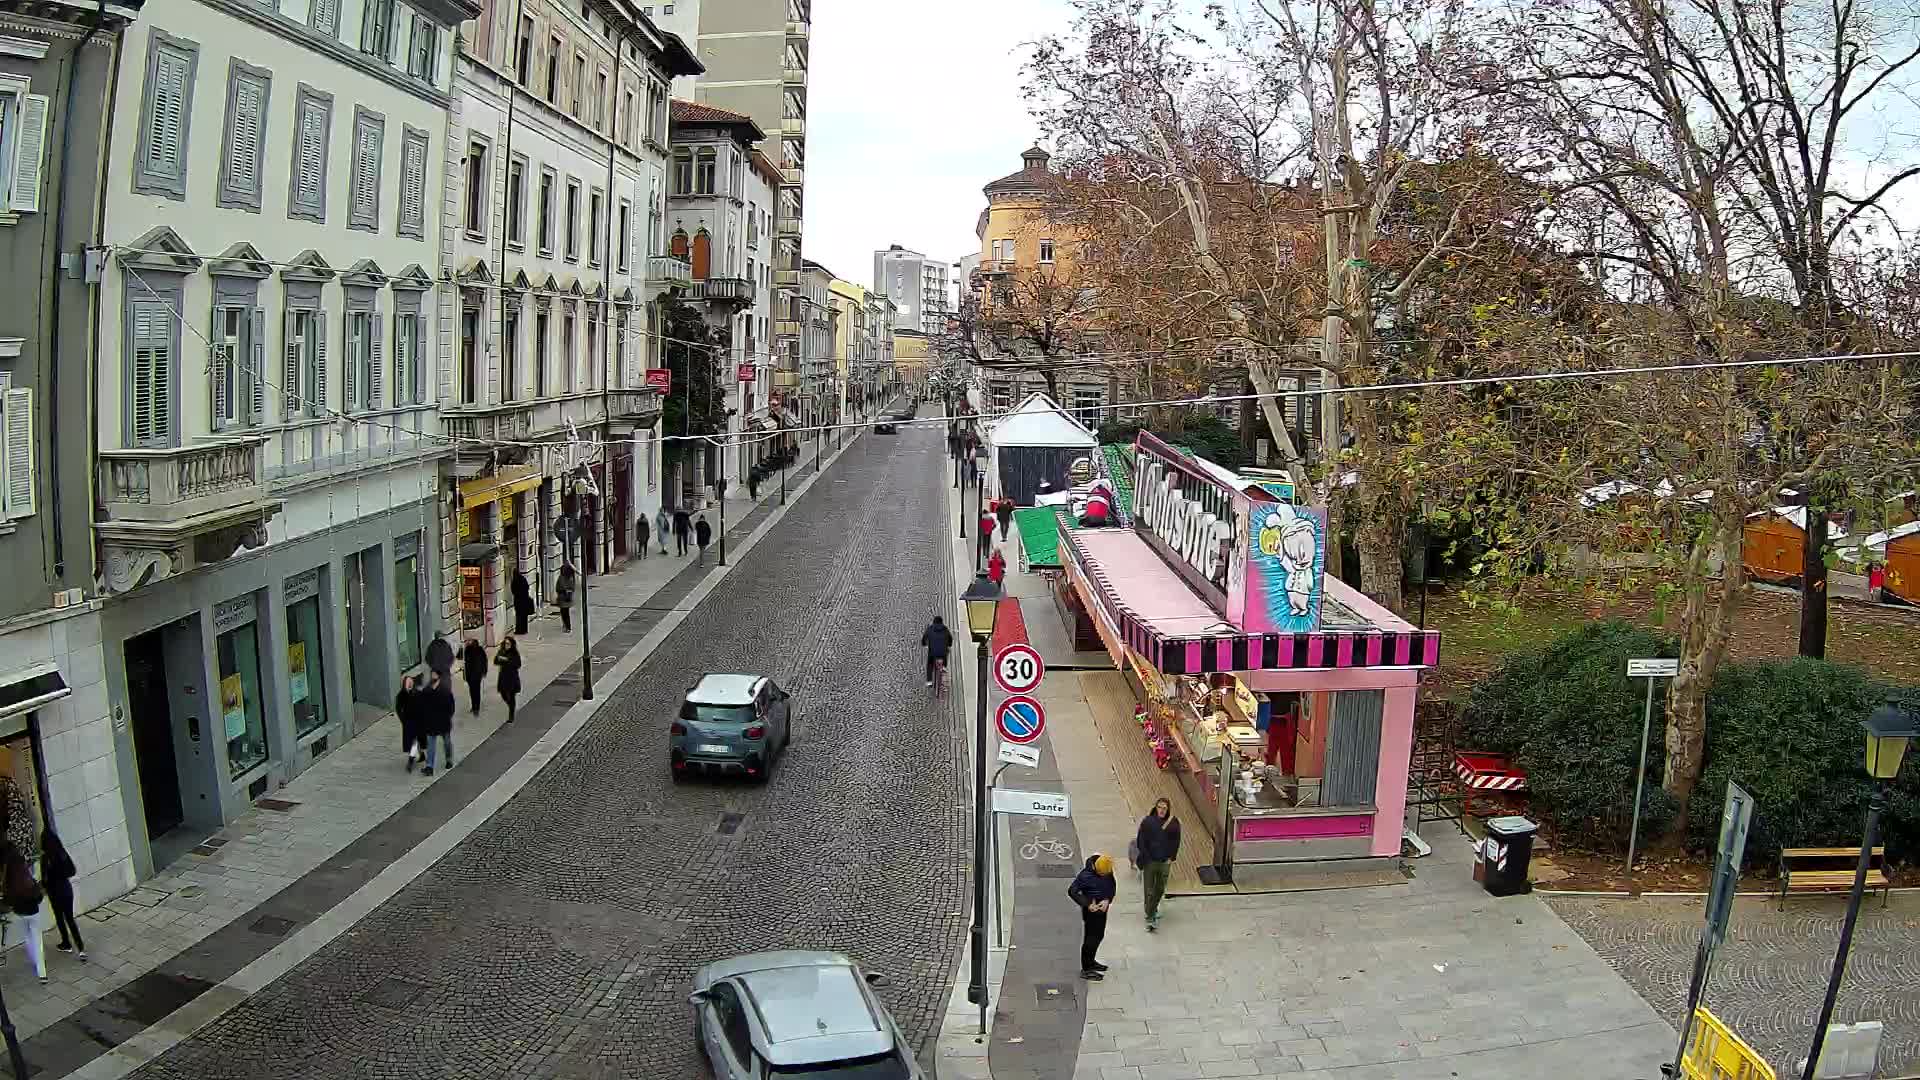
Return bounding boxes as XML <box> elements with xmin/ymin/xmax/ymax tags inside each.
<box><xmin>0</xmin><ymin>435</ymin><xmax>838</xmax><ymax>1050</ymax></box>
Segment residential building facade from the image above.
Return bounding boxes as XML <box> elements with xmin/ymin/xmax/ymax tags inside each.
<box><xmin>797</xmin><ymin>258</ymin><xmax>832</xmax><ymax>431</ymax></box>
<box><xmin>872</xmin><ymin>244</ymin><xmax>949</xmax><ymax>336</ymax></box>
<box><xmin>0</xmin><ymin>0</ymin><xmax>142</xmax><ymax>910</ymax></box>
<box><xmin>827</xmin><ymin>277</ymin><xmax>865</xmax><ymax>424</ymax></box>
<box><xmin>445</xmin><ymin>0</ymin><xmax>696</xmax><ymax>641</ymax></box>
<box><xmin>95</xmin><ymin>0</ymin><xmax>475</xmax><ymax>878</ymax></box>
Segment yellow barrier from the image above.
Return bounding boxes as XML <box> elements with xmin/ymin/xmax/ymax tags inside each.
<box><xmin>1681</xmin><ymin>1008</ymin><xmax>1777</xmax><ymax>1080</ymax></box>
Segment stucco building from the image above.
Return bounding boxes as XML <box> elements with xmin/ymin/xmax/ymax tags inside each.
<box><xmin>872</xmin><ymin>244</ymin><xmax>949</xmax><ymax>336</ymax></box>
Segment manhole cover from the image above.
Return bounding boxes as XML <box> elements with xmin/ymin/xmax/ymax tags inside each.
<box><xmin>1035</xmin><ymin>863</ymin><xmax>1078</xmax><ymax>879</ymax></box>
<box><xmin>174</xmin><ymin>885</ymin><xmax>205</xmax><ymax>901</ymax></box>
<box><xmin>717</xmin><ymin>813</ymin><xmax>744</xmax><ymax>835</ymax></box>
<box><xmin>1033</xmin><ymin>982</ymin><xmax>1076</xmax><ymax>1010</ymax></box>
<box><xmin>122</xmin><ymin>888</ymin><xmax>171</xmax><ymax>908</ymax></box>
<box><xmin>255</xmin><ymin>798</ymin><xmax>300</xmax><ymax>812</ymax></box>
<box><xmin>249</xmin><ymin>915</ymin><xmax>299</xmax><ymax>937</ymax></box>
<box><xmin>190</xmin><ymin>845</ymin><xmax>220</xmax><ymax>857</ymax></box>
<box><xmin>363</xmin><ymin>977</ymin><xmax>430</xmax><ymax>1010</ymax></box>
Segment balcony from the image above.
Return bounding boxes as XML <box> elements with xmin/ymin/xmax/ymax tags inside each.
<box><xmin>646</xmin><ymin>254</ymin><xmax>693</xmax><ymax>297</ymax></box>
<box><xmin>606</xmin><ymin>389</ymin><xmax>663</xmax><ymax>426</ymax></box>
<box><xmin>780</xmin><ymin>116</ymin><xmax>805</xmax><ymax>138</ymax></box>
<box><xmin>699</xmin><ymin>276</ymin><xmax>756</xmax><ymax>307</ymax></box>
<box><xmin>786</xmin><ymin>19</ymin><xmax>808</xmax><ymax>41</ymax></box>
<box><xmin>777</xmin><ymin>216</ymin><xmax>803</xmax><ymax>239</ymax></box>
<box><xmin>779</xmin><ymin>164</ymin><xmax>803</xmax><ymax>187</ymax></box>
<box><xmin>775</xmin><ymin>318</ymin><xmax>803</xmax><ymax>339</ymax></box>
<box><xmin>96</xmin><ymin>437</ymin><xmax>281</xmax><ymax>594</ymax></box>
<box><xmin>773</xmin><ymin>370</ymin><xmax>800</xmax><ymax>389</ymax></box>
<box><xmin>783</xmin><ymin>65</ymin><xmax>807</xmax><ymax>87</ymax></box>
<box><xmin>979</xmin><ymin>259</ymin><xmax>1016</xmax><ymax>276</ymax></box>
<box><xmin>774</xmin><ymin>268</ymin><xmax>800</xmax><ymax>288</ymax></box>
<box><xmin>442</xmin><ymin>409</ymin><xmax>533</xmax><ymax>446</ymax></box>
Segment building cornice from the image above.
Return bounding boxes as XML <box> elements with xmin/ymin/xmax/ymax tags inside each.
<box><xmin>198</xmin><ymin>0</ymin><xmax>452</xmax><ymax>108</ymax></box>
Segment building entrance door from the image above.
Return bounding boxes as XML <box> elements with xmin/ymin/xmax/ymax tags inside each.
<box><xmin>124</xmin><ymin>629</ymin><xmax>182</xmax><ymax>843</ymax></box>
<box><xmin>125</xmin><ymin>619</ymin><xmax>219</xmax><ymax>871</ymax></box>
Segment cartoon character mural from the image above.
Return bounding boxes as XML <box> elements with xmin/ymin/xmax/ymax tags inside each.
<box><xmin>1242</xmin><ymin>501</ymin><xmax>1327</xmax><ymax>633</ymax></box>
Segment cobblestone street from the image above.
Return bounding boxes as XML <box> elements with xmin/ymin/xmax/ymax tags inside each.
<box><xmin>1548</xmin><ymin>891</ymin><xmax>1920</xmax><ymax>1077</ymax></box>
<box><xmin>122</xmin><ymin>416</ymin><xmax>972</xmax><ymax>1079</ymax></box>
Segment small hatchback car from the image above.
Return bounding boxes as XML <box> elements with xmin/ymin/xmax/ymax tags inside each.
<box><xmin>691</xmin><ymin>950</ymin><xmax>925</xmax><ymax>1079</ymax></box>
<box><xmin>670</xmin><ymin>674</ymin><xmax>792</xmax><ymax>782</ymax></box>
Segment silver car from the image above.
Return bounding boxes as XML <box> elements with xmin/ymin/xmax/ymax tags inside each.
<box><xmin>670</xmin><ymin>674</ymin><xmax>793</xmax><ymax>782</ymax></box>
<box><xmin>690</xmin><ymin>950</ymin><xmax>924</xmax><ymax>1078</ymax></box>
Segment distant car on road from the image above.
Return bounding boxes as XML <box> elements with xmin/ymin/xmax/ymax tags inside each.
<box><xmin>670</xmin><ymin>674</ymin><xmax>792</xmax><ymax>782</ymax></box>
<box><xmin>873</xmin><ymin>421</ymin><xmax>897</xmax><ymax>434</ymax></box>
<box><xmin>690</xmin><ymin>950</ymin><xmax>923</xmax><ymax>1078</ymax></box>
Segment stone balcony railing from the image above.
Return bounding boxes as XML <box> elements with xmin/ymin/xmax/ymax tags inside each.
<box><xmin>98</xmin><ymin>437</ymin><xmax>271</xmax><ymax>524</ymax></box>
<box><xmin>606</xmin><ymin>389</ymin><xmax>664</xmax><ymax>422</ymax></box>
<box><xmin>699</xmin><ymin>276</ymin><xmax>756</xmax><ymax>307</ymax></box>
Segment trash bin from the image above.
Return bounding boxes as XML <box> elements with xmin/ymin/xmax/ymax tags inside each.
<box><xmin>1481</xmin><ymin>816</ymin><xmax>1538</xmax><ymax>897</ymax></box>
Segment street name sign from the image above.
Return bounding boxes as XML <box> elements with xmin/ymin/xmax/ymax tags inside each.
<box><xmin>991</xmin><ymin>789</ymin><xmax>1071</xmax><ymax>818</ymax></box>
<box><xmin>997</xmin><ymin>743</ymin><xmax>1040</xmax><ymax>768</ymax></box>
<box><xmin>995</xmin><ymin>695</ymin><xmax>1045</xmax><ymax>744</ymax></box>
<box><xmin>993</xmin><ymin>643</ymin><xmax>1045</xmax><ymax>694</ymax></box>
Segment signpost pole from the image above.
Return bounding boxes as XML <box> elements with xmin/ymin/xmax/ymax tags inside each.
<box><xmin>1627</xmin><ymin>674</ymin><xmax>1655</xmax><ymax>873</ymax></box>
<box><xmin>1663</xmin><ymin>781</ymin><xmax>1753</xmax><ymax>1077</ymax></box>
<box><xmin>576</xmin><ymin>498</ymin><xmax>594</xmax><ymax>702</ymax></box>
<box><xmin>967</xmin><ymin>632</ymin><xmax>990</xmax><ymax>1033</ymax></box>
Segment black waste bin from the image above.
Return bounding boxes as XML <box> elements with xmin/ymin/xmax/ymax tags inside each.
<box><xmin>1481</xmin><ymin>815</ymin><xmax>1538</xmax><ymax>897</ymax></box>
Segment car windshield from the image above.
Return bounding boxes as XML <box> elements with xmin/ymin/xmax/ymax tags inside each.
<box><xmin>770</xmin><ymin>1052</ymin><xmax>912</xmax><ymax>1078</ymax></box>
<box><xmin>681</xmin><ymin>703</ymin><xmax>754</xmax><ymax>724</ymax></box>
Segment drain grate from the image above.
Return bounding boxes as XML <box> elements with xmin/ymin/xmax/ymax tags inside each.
<box><xmin>255</xmin><ymin>798</ymin><xmax>300</xmax><ymax>812</ymax></box>
<box><xmin>1035</xmin><ymin>863</ymin><xmax>1078</xmax><ymax>879</ymax></box>
<box><xmin>363</xmin><ymin>977</ymin><xmax>430</xmax><ymax>1010</ymax></box>
<box><xmin>716</xmin><ymin>813</ymin><xmax>745</xmax><ymax>835</ymax></box>
<box><xmin>1033</xmin><ymin>982</ymin><xmax>1076</xmax><ymax>1010</ymax></box>
<box><xmin>249</xmin><ymin>915</ymin><xmax>299</xmax><ymax>937</ymax></box>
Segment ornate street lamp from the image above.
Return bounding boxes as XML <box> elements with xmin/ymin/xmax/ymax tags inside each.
<box><xmin>959</xmin><ymin>573</ymin><xmax>1002</xmax><ymax>1034</ymax></box>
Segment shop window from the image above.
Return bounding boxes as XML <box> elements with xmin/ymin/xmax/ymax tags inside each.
<box><xmin>286</xmin><ymin>590</ymin><xmax>329</xmax><ymax>738</ymax></box>
<box><xmin>217</xmin><ymin>622</ymin><xmax>269</xmax><ymax>778</ymax></box>
<box><xmin>395</xmin><ymin>548</ymin><xmax>422</xmax><ymax>670</ymax></box>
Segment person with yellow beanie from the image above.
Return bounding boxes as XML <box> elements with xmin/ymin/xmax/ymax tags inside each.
<box><xmin>1067</xmin><ymin>853</ymin><xmax>1118</xmax><ymax>979</ymax></box>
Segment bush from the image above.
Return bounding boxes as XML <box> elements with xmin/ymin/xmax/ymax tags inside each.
<box><xmin>1460</xmin><ymin>621</ymin><xmax>1920</xmax><ymax>865</ymax></box>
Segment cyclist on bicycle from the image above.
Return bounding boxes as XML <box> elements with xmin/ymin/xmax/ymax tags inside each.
<box><xmin>921</xmin><ymin>616</ymin><xmax>954</xmax><ymax>687</ymax></box>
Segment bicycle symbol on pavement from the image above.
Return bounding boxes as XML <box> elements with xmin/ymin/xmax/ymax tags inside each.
<box><xmin>1018</xmin><ymin>836</ymin><xmax>1076</xmax><ymax>862</ymax></box>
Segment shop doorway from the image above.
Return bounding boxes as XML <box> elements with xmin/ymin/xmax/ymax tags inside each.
<box><xmin>124</xmin><ymin>621</ymin><xmax>218</xmax><ymax>871</ymax></box>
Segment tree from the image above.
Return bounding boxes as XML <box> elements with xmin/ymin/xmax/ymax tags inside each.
<box><xmin>659</xmin><ymin>298</ymin><xmax>730</xmax><ymax>476</ymax></box>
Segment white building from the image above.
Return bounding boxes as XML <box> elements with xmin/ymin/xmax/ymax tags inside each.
<box><xmin>442</xmin><ymin>0</ymin><xmax>698</xmax><ymax>640</ymax></box>
<box><xmin>94</xmin><ymin>0</ymin><xmax>475</xmax><ymax>877</ymax></box>
<box><xmin>873</xmin><ymin>244</ymin><xmax>950</xmax><ymax>335</ymax></box>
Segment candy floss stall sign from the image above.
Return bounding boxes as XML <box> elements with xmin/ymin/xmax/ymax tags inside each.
<box><xmin>1132</xmin><ymin>433</ymin><xmax>1326</xmax><ymax>634</ymax></box>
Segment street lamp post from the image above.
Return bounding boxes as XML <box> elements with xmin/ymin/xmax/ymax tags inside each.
<box><xmin>975</xmin><ymin>472</ymin><xmax>987</xmax><ymax>573</ymax></box>
<box><xmin>572</xmin><ymin>474</ymin><xmax>594</xmax><ymax>701</ymax></box>
<box><xmin>1799</xmin><ymin>702</ymin><xmax>1916</xmax><ymax>1079</ymax></box>
<box><xmin>960</xmin><ymin>574</ymin><xmax>1003</xmax><ymax>1036</ymax></box>
<box><xmin>716</xmin><ymin>476</ymin><xmax>728</xmax><ymax>566</ymax></box>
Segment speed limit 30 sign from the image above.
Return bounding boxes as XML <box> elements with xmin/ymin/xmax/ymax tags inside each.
<box><xmin>993</xmin><ymin>643</ymin><xmax>1045</xmax><ymax>695</ymax></box>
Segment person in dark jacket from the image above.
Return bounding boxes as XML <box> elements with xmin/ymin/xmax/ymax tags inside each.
<box><xmin>1068</xmin><ymin>854</ymin><xmax>1117</xmax><ymax>980</ymax></box>
<box><xmin>511</xmin><ymin>571</ymin><xmax>535</xmax><ymax>636</ymax></box>
<box><xmin>1135</xmin><ymin>798</ymin><xmax>1182</xmax><ymax>929</ymax></box>
<box><xmin>920</xmin><ymin>616</ymin><xmax>953</xmax><ymax>687</ymax></box>
<box><xmin>40</xmin><ymin>828</ymin><xmax>82</xmax><ymax>959</ymax></box>
<box><xmin>977</xmin><ymin>510</ymin><xmax>995</xmax><ymax>563</ymax></box>
<box><xmin>495</xmin><ymin>636</ymin><xmax>523</xmax><ymax>724</ymax></box>
<box><xmin>694</xmin><ymin>515</ymin><xmax>713</xmax><ymax>563</ymax></box>
<box><xmin>417</xmin><ymin>670</ymin><xmax>456</xmax><ymax>775</ymax></box>
<box><xmin>555</xmin><ymin>564</ymin><xmax>577</xmax><ymax>632</ymax></box>
<box><xmin>996</xmin><ymin>497</ymin><xmax>1015</xmax><ymax>536</ymax></box>
<box><xmin>461</xmin><ymin>638</ymin><xmax>488</xmax><ymax>714</ymax></box>
<box><xmin>635</xmin><ymin>514</ymin><xmax>651</xmax><ymax>560</ymax></box>
<box><xmin>425</xmin><ymin>632</ymin><xmax>454</xmax><ymax>684</ymax></box>
<box><xmin>672</xmin><ymin>507</ymin><xmax>693</xmax><ymax>556</ymax></box>
<box><xmin>396</xmin><ymin>674</ymin><xmax>421</xmax><ymax>772</ymax></box>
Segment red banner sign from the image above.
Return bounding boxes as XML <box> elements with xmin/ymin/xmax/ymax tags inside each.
<box><xmin>738</xmin><ymin>363</ymin><xmax>756</xmax><ymax>384</ymax></box>
<box><xmin>644</xmin><ymin>369</ymin><xmax>671</xmax><ymax>392</ymax></box>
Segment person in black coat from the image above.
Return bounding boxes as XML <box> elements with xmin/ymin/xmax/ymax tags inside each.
<box><xmin>461</xmin><ymin>638</ymin><xmax>488</xmax><ymax>714</ymax></box>
<box><xmin>417</xmin><ymin>671</ymin><xmax>457</xmax><ymax>775</ymax></box>
<box><xmin>425</xmin><ymin>632</ymin><xmax>454</xmax><ymax>684</ymax></box>
<box><xmin>555</xmin><ymin>565</ymin><xmax>577</xmax><ymax>631</ymax></box>
<box><xmin>672</xmin><ymin>507</ymin><xmax>693</xmax><ymax>556</ymax></box>
<box><xmin>1135</xmin><ymin>798</ymin><xmax>1182</xmax><ymax>929</ymax></box>
<box><xmin>40</xmin><ymin>828</ymin><xmax>83</xmax><ymax>959</ymax></box>
<box><xmin>635</xmin><ymin>514</ymin><xmax>651</xmax><ymax>560</ymax></box>
<box><xmin>495</xmin><ymin>635</ymin><xmax>524</xmax><ymax>724</ymax></box>
<box><xmin>511</xmin><ymin>571</ymin><xmax>535</xmax><ymax>636</ymax></box>
<box><xmin>395</xmin><ymin>674</ymin><xmax>421</xmax><ymax>772</ymax></box>
<box><xmin>1068</xmin><ymin>854</ymin><xmax>1117</xmax><ymax>980</ymax></box>
<box><xmin>694</xmin><ymin>515</ymin><xmax>713</xmax><ymax>563</ymax></box>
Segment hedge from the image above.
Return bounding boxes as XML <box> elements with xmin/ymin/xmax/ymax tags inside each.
<box><xmin>1457</xmin><ymin>621</ymin><xmax>1920</xmax><ymax>865</ymax></box>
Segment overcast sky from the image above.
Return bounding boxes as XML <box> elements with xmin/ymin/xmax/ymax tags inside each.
<box><xmin>801</xmin><ymin>0</ymin><xmax>1075</xmax><ymax>290</ymax></box>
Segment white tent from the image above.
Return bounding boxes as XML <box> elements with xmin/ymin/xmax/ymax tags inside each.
<box><xmin>987</xmin><ymin>393</ymin><xmax>1099</xmax><ymax>505</ymax></box>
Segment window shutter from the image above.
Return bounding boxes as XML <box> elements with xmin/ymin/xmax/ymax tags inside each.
<box><xmin>369</xmin><ymin>312</ymin><xmax>385</xmax><ymax>409</ymax></box>
<box><xmin>229</xmin><ymin>79</ymin><xmax>263</xmax><ymax>194</ymax></box>
<box><xmin>354</xmin><ymin>122</ymin><xmax>378</xmax><ymax>220</ymax></box>
<box><xmin>401</xmin><ymin>137</ymin><xmax>425</xmax><ymax>231</ymax></box>
<box><xmin>150</xmin><ymin>50</ymin><xmax>189</xmax><ymax>179</ymax></box>
<box><xmin>210</xmin><ymin>306</ymin><xmax>230</xmax><ymax>427</ymax></box>
<box><xmin>250</xmin><ymin>307</ymin><xmax>267</xmax><ymax>424</ymax></box>
<box><xmin>311</xmin><ymin>310</ymin><xmax>328</xmax><ymax>415</ymax></box>
<box><xmin>343</xmin><ymin>314</ymin><xmax>359</xmax><ymax>409</ymax></box>
<box><xmin>2</xmin><ymin>388</ymin><xmax>32</xmax><ymax>519</ymax></box>
<box><xmin>1323</xmin><ymin>689</ymin><xmax>1384</xmax><ymax>807</ymax></box>
<box><xmin>283</xmin><ymin>309</ymin><xmax>301</xmax><ymax>417</ymax></box>
<box><xmin>296</xmin><ymin>104</ymin><xmax>325</xmax><ymax>209</ymax></box>
<box><xmin>130</xmin><ymin>302</ymin><xmax>169</xmax><ymax>446</ymax></box>
<box><xmin>10</xmin><ymin>95</ymin><xmax>49</xmax><ymax>213</ymax></box>
<box><xmin>312</xmin><ymin>0</ymin><xmax>339</xmax><ymax>36</ymax></box>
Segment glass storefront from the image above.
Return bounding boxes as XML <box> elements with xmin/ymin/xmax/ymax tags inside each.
<box><xmin>217</xmin><ymin>622</ymin><xmax>268</xmax><ymax>778</ymax></box>
<box><xmin>286</xmin><ymin>594</ymin><xmax>329</xmax><ymax>737</ymax></box>
<box><xmin>395</xmin><ymin>551</ymin><xmax>422</xmax><ymax>670</ymax></box>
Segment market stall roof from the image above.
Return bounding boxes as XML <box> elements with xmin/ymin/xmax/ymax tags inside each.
<box><xmin>1060</xmin><ymin>524</ymin><xmax>1439</xmax><ymax>675</ymax></box>
<box><xmin>988</xmin><ymin>392</ymin><xmax>1098</xmax><ymax>448</ymax></box>
<box><xmin>1013</xmin><ymin>507</ymin><xmax>1066</xmax><ymax>570</ymax></box>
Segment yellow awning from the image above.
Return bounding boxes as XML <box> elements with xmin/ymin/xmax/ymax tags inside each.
<box><xmin>459</xmin><ymin>465</ymin><xmax>544</xmax><ymax>510</ymax></box>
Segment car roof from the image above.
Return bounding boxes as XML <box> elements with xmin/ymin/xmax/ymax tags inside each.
<box><xmin>686</xmin><ymin>673</ymin><xmax>763</xmax><ymax>705</ymax></box>
<box><xmin>735</xmin><ymin>957</ymin><xmax>894</xmax><ymax>1065</ymax></box>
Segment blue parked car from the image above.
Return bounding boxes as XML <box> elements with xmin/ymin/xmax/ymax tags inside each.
<box><xmin>670</xmin><ymin>674</ymin><xmax>792</xmax><ymax>783</ymax></box>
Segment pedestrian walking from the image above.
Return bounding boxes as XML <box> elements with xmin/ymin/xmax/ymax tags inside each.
<box><xmin>694</xmin><ymin>514</ymin><xmax>713</xmax><ymax>564</ymax></box>
<box><xmin>987</xmin><ymin>547</ymin><xmax>1007</xmax><ymax>587</ymax></box>
<box><xmin>40</xmin><ymin>828</ymin><xmax>82</xmax><ymax>960</ymax></box>
<box><xmin>1068</xmin><ymin>854</ymin><xmax>1116</xmax><ymax>980</ymax></box>
<box><xmin>672</xmin><ymin>507</ymin><xmax>693</xmax><ymax>556</ymax></box>
<box><xmin>396</xmin><ymin>674</ymin><xmax>422</xmax><ymax>772</ymax></box>
<box><xmin>425</xmin><ymin>631</ymin><xmax>454</xmax><ymax>684</ymax></box>
<box><xmin>555</xmin><ymin>564</ymin><xmax>577</xmax><ymax>632</ymax></box>
<box><xmin>635</xmin><ymin>514</ymin><xmax>651</xmax><ymax>560</ymax></box>
<box><xmin>1</xmin><ymin>842</ymin><xmax>43</xmax><ymax>984</ymax></box>
<box><xmin>1133</xmin><ymin>798</ymin><xmax>1181</xmax><ymax>930</ymax></box>
<box><xmin>496</xmin><ymin>636</ymin><xmax>523</xmax><ymax>723</ymax></box>
<box><xmin>655</xmin><ymin>507</ymin><xmax>672</xmax><ymax>555</ymax></box>
<box><xmin>418</xmin><ymin>670</ymin><xmax>456</xmax><ymax>775</ymax></box>
<box><xmin>461</xmin><ymin>638</ymin><xmax>487</xmax><ymax>715</ymax></box>
<box><xmin>995</xmin><ymin>496</ymin><xmax>1014</xmax><ymax>537</ymax></box>
<box><xmin>748</xmin><ymin>470</ymin><xmax>760</xmax><ymax>500</ymax></box>
<box><xmin>977</xmin><ymin>509</ymin><xmax>995</xmax><ymax>563</ymax></box>
<box><xmin>511</xmin><ymin>571</ymin><xmax>535</xmax><ymax>636</ymax></box>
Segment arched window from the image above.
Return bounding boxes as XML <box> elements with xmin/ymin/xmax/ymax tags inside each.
<box><xmin>670</xmin><ymin>229</ymin><xmax>689</xmax><ymax>260</ymax></box>
<box><xmin>691</xmin><ymin>229</ymin><xmax>712</xmax><ymax>280</ymax></box>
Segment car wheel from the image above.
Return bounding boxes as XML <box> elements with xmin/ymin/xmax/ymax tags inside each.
<box><xmin>671</xmin><ymin>766</ymin><xmax>688</xmax><ymax>784</ymax></box>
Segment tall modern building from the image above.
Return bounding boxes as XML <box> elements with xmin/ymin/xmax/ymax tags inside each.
<box><xmin>873</xmin><ymin>245</ymin><xmax>950</xmax><ymax>335</ymax></box>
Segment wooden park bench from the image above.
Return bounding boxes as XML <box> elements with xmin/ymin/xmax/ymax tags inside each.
<box><xmin>1777</xmin><ymin>846</ymin><xmax>1891</xmax><ymax>909</ymax></box>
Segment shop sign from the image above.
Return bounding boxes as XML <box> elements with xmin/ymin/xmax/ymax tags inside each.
<box><xmin>459</xmin><ymin>566</ymin><xmax>484</xmax><ymax>614</ymax></box>
<box><xmin>212</xmin><ymin>595</ymin><xmax>256</xmax><ymax>633</ymax></box>
<box><xmin>284</xmin><ymin>569</ymin><xmax>321</xmax><ymax>606</ymax></box>
<box><xmin>1132</xmin><ymin>432</ymin><xmax>1237</xmax><ymax>602</ymax></box>
<box><xmin>1236</xmin><ymin>499</ymin><xmax>1327</xmax><ymax>634</ymax></box>
<box><xmin>457</xmin><ymin>509</ymin><xmax>472</xmax><ymax>541</ymax></box>
<box><xmin>991</xmin><ymin>789</ymin><xmax>1071</xmax><ymax>818</ymax></box>
<box><xmin>645</xmin><ymin>368</ymin><xmax>672</xmax><ymax>391</ymax></box>
<box><xmin>738</xmin><ymin>363</ymin><xmax>756</xmax><ymax>383</ymax></box>
<box><xmin>499</xmin><ymin>494</ymin><xmax>517</xmax><ymax>526</ymax></box>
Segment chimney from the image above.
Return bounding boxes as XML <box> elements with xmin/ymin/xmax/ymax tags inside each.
<box><xmin>1021</xmin><ymin>145</ymin><xmax>1051</xmax><ymax>173</ymax></box>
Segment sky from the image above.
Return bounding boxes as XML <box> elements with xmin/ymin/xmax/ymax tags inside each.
<box><xmin>800</xmin><ymin>0</ymin><xmax>1075</xmax><ymax>291</ymax></box>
